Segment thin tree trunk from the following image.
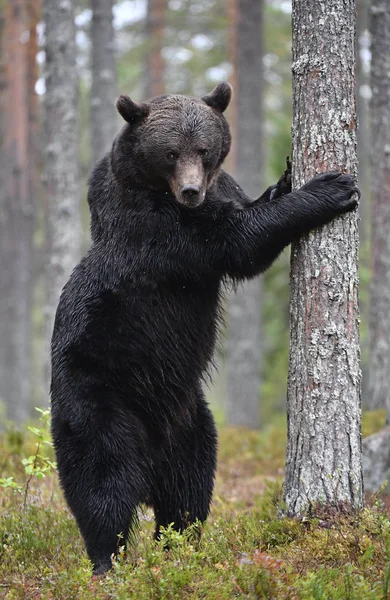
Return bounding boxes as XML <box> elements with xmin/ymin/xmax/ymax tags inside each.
<box><xmin>0</xmin><ymin>1</ymin><xmax>7</xmax><ymax>416</ymax></box>
<box><xmin>90</xmin><ymin>0</ymin><xmax>117</xmax><ymax>166</ymax></box>
<box><xmin>284</xmin><ymin>0</ymin><xmax>363</xmax><ymax>515</ymax></box>
<box><xmin>368</xmin><ymin>0</ymin><xmax>390</xmax><ymax>414</ymax></box>
<box><xmin>0</xmin><ymin>0</ymin><xmax>38</xmax><ymax>422</ymax></box>
<box><xmin>27</xmin><ymin>0</ymin><xmax>42</xmax><ymax>406</ymax></box>
<box><xmin>43</xmin><ymin>0</ymin><xmax>82</xmax><ymax>389</ymax></box>
<box><xmin>225</xmin><ymin>0</ymin><xmax>264</xmax><ymax>428</ymax></box>
<box><xmin>356</xmin><ymin>0</ymin><xmax>370</xmax><ymax>238</ymax></box>
<box><xmin>0</xmin><ymin>1</ymin><xmax>8</xmax><ymax>418</ymax></box>
<box><xmin>356</xmin><ymin>0</ymin><xmax>371</xmax><ymax>408</ymax></box>
<box><xmin>144</xmin><ymin>0</ymin><xmax>165</xmax><ymax>98</ymax></box>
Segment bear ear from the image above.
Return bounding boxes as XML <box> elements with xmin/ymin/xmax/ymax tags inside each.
<box><xmin>202</xmin><ymin>82</ymin><xmax>232</xmax><ymax>113</ymax></box>
<box><xmin>116</xmin><ymin>95</ymin><xmax>150</xmax><ymax>123</ymax></box>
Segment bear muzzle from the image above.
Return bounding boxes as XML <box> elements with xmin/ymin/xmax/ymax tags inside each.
<box><xmin>168</xmin><ymin>162</ymin><xmax>207</xmax><ymax>208</ymax></box>
<box><xmin>176</xmin><ymin>185</ymin><xmax>205</xmax><ymax>207</ymax></box>
<box><xmin>181</xmin><ymin>184</ymin><xmax>201</xmax><ymax>201</ymax></box>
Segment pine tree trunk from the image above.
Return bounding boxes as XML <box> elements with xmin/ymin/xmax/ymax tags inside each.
<box><xmin>0</xmin><ymin>1</ymin><xmax>5</xmax><ymax>410</ymax></box>
<box><xmin>27</xmin><ymin>0</ymin><xmax>42</xmax><ymax>405</ymax></box>
<box><xmin>43</xmin><ymin>0</ymin><xmax>82</xmax><ymax>388</ymax></box>
<box><xmin>90</xmin><ymin>0</ymin><xmax>117</xmax><ymax>166</ymax></box>
<box><xmin>284</xmin><ymin>0</ymin><xmax>363</xmax><ymax>515</ymax></box>
<box><xmin>0</xmin><ymin>0</ymin><xmax>38</xmax><ymax>421</ymax></box>
<box><xmin>144</xmin><ymin>0</ymin><xmax>165</xmax><ymax>98</ymax></box>
<box><xmin>225</xmin><ymin>0</ymin><xmax>264</xmax><ymax>427</ymax></box>
<box><xmin>356</xmin><ymin>0</ymin><xmax>371</xmax><ymax>407</ymax></box>
<box><xmin>0</xmin><ymin>1</ymin><xmax>8</xmax><ymax>419</ymax></box>
<box><xmin>368</xmin><ymin>0</ymin><xmax>390</xmax><ymax>414</ymax></box>
<box><xmin>356</xmin><ymin>0</ymin><xmax>370</xmax><ymax>239</ymax></box>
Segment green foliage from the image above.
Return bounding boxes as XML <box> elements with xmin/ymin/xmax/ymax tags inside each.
<box><xmin>0</xmin><ymin>407</ymin><xmax>56</xmax><ymax>507</ymax></box>
<box><xmin>0</xmin><ymin>477</ymin><xmax>23</xmax><ymax>494</ymax></box>
<box><xmin>295</xmin><ymin>566</ymin><xmax>383</xmax><ymax>600</ymax></box>
<box><xmin>156</xmin><ymin>521</ymin><xmax>202</xmax><ymax>550</ymax></box>
<box><xmin>24</xmin><ymin>408</ymin><xmax>56</xmax><ymax>477</ymax></box>
<box><xmin>1</xmin><ymin>419</ymin><xmax>390</xmax><ymax>599</ymax></box>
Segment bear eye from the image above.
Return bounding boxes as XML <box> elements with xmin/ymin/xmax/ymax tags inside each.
<box><xmin>199</xmin><ymin>149</ymin><xmax>209</xmax><ymax>157</ymax></box>
<box><xmin>166</xmin><ymin>151</ymin><xmax>178</xmax><ymax>161</ymax></box>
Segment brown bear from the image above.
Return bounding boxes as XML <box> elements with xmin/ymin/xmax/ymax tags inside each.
<box><xmin>50</xmin><ymin>82</ymin><xmax>359</xmax><ymax>573</ymax></box>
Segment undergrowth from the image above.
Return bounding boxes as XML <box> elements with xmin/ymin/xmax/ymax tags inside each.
<box><xmin>0</xmin><ymin>410</ymin><xmax>389</xmax><ymax>599</ymax></box>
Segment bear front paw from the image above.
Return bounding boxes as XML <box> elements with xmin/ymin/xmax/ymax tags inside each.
<box><xmin>274</xmin><ymin>156</ymin><xmax>292</xmax><ymax>198</ymax></box>
<box><xmin>304</xmin><ymin>171</ymin><xmax>360</xmax><ymax>216</ymax></box>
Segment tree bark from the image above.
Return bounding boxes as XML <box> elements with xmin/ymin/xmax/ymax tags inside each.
<box><xmin>225</xmin><ymin>0</ymin><xmax>264</xmax><ymax>428</ymax></box>
<box><xmin>368</xmin><ymin>0</ymin><xmax>390</xmax><ymax>414</ymax></box>
<box><xmin>90</xmin><ymin>0</ymin><xmax>117</xmax><ymax>166</ymax></box>
<box><xmin>43</xmin><ymin>0</ymin><xmax>82</xmax><ymax>388</ymax></box>
<box><xmin>144</xmin><ymin>0</ymin><xmax>165</xmax><ymax>98</ymax></box>
<box><xmin>0</xmin><ymin>0</ymin><xmax>39</xmax><ymax>421</ymax></box>
<box><xmin>284</xmin><ymin>0</ymin><xmax>363</xmax><ymax>515</ymax></box>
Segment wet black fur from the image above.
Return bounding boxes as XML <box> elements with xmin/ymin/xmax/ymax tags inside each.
<box><xmin>51</xmin><ymin>83</ymin><xmax>359</xmax><ymax>574</ymax></box>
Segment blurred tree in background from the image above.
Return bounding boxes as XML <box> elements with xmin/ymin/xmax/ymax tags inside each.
<box><xmin>368</xmin><ymin>0</ymin><xmax>390</xmax><ymax>414</ymax></box>
<box><xmin>0</xmin><ymin>0</ymin><xmax>40</xmax><ymax>422</ymax></box>
<box><xmin>0</xmin><ymin>0</ymin><xmax>375</xmax><ymax>429</ymax></box>
<box><xmin>225</xmin><ymin>0</ymin><xmax>264</xmax><ymax>428</ymax></box>
<box><xmin>90</xmin><ymin>0</ymin><xmax>118</xmax><ymax>166</ymax></box>
<box><xmin>144</xmin><ymin>0</ymin><xmax>166</xmax><ymax>97</ymax></box>
<box><xmin>42</xmin><ymin>0</ymin><xmax>83</xmax><ymax>397</ymax></box>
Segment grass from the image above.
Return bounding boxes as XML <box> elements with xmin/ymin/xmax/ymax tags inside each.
<box><xmin>0</xmin><ymin>410</ymin><xmax>389</xmax><ymax>599</ymax></box>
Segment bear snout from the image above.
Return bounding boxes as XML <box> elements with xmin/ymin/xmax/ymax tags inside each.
<box><xmin>168</xmin><ymin>161</ymin><xmax>206</xmax><ymax>207</ymax></box>
<box><xmin>181</xmin><ymin>184</ymin><xmax>201</xmax><ymax>201</ymax></box>
<box><xmin>176</xmin><ymin>183</ymin><xmax>205</xmax><ymax>207</ymax></box>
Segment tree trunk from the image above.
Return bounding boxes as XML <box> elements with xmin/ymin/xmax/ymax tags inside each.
<box><xmin>0</xmin><ymin>0</ymin><xmax>39</xmax><ymax>422</ymax></box>
<box><xmin>225</xmin><ymin>0</ymin><xmax>264</xmax><ymax>427</ymax></box>
<box><xmin>368</xmin><ymin>0</ymin><xmax>390</xmax><ymax>414</ymax></box>
<box><xmin>144</xmin><ymin>0</ymin><xmax>165</xmax><ymax>98</ymax></box>
<box><xmin>284</xmin><ymin>0</ymin><xmax>363</xmax><ymax>515</ymax></box>
<box><xmin>90</xmin><ymin>0</ymin><xmax>117</xmax><ymax>166</ymax></box>
<box><xmin>356</xmin><ymin>0</ymin><xmax>371</xmax><ymax>408</ymax></box>
<box><xmin>0</xmin><ymin>1</ymin><xmax>7</xmax><ymax>418</ymax></box>
<box><xmin>356</xmin><ymin>0</ymin><xmax>370</xmax><ymax>238</ymax></box>
<box><xmin>43</xmin><ymin>0</ymin><xmax>82</xmax><ymax>388</ymax></box>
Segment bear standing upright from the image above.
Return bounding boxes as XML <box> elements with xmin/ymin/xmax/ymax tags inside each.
<box><xmin>51</xmin><ymin>82</ymin><xmax>359</xmax><ymax>574</ymax></box>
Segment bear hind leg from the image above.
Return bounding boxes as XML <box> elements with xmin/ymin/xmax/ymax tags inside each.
<box><xmin>152</xmin><ymin>398</ymin><xmax>217</xmax><ymax>540</ymax></box>
<box><xmin>53</xmin><ymin>413</ymin><xmax>145</xmax><ymax>574</ymax></box>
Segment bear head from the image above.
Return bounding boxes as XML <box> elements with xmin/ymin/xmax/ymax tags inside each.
<box><xmin>112</xmin><ymin>82</ymin><xmax>232</xmax><ymax>208</ymax></box>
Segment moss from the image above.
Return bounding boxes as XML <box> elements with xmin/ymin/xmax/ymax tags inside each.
<box><xmin>362</xmin><ymin>409</ymin><xmax>387</xmax><ymax>438</ymax></box>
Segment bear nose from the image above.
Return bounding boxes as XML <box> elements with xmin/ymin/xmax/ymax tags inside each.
<box><xmin>181</xmin><ymin>185</ymin><xmax>200</xmax><ymax>200</ymax></box>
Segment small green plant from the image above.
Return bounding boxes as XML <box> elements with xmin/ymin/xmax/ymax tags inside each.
<box><xmin>22</xmin><ymin>407</ymin><xmax>56</xmax><ymax>508</ymax></box>
<box><xmin>0</xmin><ymin>407</ymin><xmax>56</xmax><ymax>508</ymax></box>
<box><xmin>156</xmin><ymin>520</ymin><xmax>202</xmax><ymax>551</ymax></box>
<box><xmin>0</xmin><ymin>476</ymin><xmax>23</xmax><ymax>494</ymax></box>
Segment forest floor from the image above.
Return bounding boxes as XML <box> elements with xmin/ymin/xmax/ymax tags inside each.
<box><xmin>1</xmin><ymin>410</ymin><xmax>390</xmax><ymax>600</ymax></box>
